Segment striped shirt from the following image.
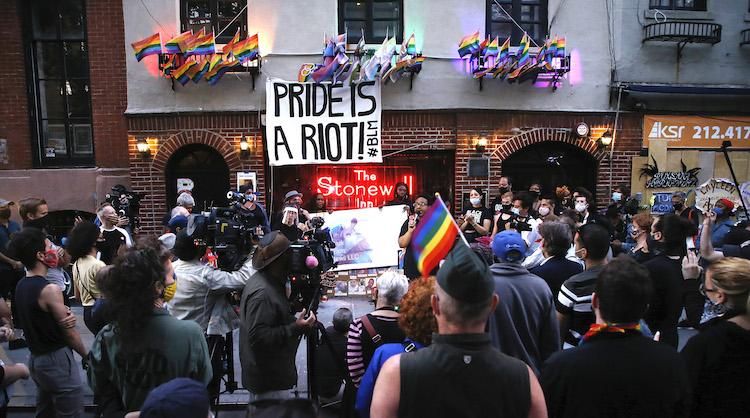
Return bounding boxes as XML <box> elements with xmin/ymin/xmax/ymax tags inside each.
<box><xmin>555</xmin><ymin>265</ymin><xmax>605</xmax><ymax>347</ymax></box>
<box><xmin>346</xmin><ymin>313</ymin><xmax>404</xmax><ymax>387</ymax></box>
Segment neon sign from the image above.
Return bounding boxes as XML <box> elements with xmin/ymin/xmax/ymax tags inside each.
<box><xmin>315</xmin><ymin>166</ymin><xmax>415</xmax><ymax>209</ymax></box>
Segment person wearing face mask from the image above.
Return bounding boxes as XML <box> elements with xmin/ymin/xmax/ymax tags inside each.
<box><xmin>702</xmin><ymin>198</ymin><xmax>736</xmax><ymax>249</ymax></box>
<box><xmin>642</xmin><ymin>214</ymin><xmax>697</xmax><ymax>348</ymax></box>
<box><xmin>671</xmin><ymin>192</ymin><xmax>700</xmax><ymax>230</ymax></box>
<box><xmin>528</xmin><ymin>183</ymin><xmax>542</xmax><ymax>214</ymax></box>
<box><xmin>0</xmin><ymin>199</ymin><xmax>28</xmax><ymax>350</ymax></box>
<box><xmin>88</xmin><ymin>237</ymin><xmax>211</xmax><ymax>416</ymax></box>
<box><xmin>556</xmin><ymin>223</ymin><xmax>610</xmax><ymax>348</ymax></box>
<box><xmin>555</xmin><ymin>185</ymin><xmax>573</xmax><ymax>216</ymax></box>
<box><xmin>573</xmin><ymin>190</ymin><xmax>593</xmax><ymax>226</ymax></box>
<box><xmin>398</xmin><ymin>195</ymin><xmax>434</xmax><ymax>280</ymax></box>
<box><xmin>681</xmin><ymin>257</ymin><xmax>750</xmax><ymax>418</ymax></box>
<box><xmin>239</xmin><ymin>184</ymin><xmax>270</xmax><ymax>235</ymax></box>
<box><xmin>458</xmin><ymin>188</ymin><xmax>494</xmax><ymax>244</ymax></box>
<box><xmin>7</xmin><ymin>228</ymin><xmax>86</xmax><ymax>417</ymax></box>
<box><xmin>491</xmin><ymin>192</ymin><xmax>516</xmax><ymax>239</ymax></box>
<box><xmin>509</xmin><ymin>192</ymin><xmax>541</xmax><ymax>248</ymax></box>
<box><xmin>628</xmin><ymin>212</ymin><xmax>654</xmax><ymax>264</ymax></box>
<box><xmin>272</xmin><ymin>190</ymin><xmax>310</xmax><ymax>242</ymax></box>
<box><xmin>18</xmin><ymin>197</ymin><xmax>71</xmax><ymax>294</ymax></box>
<box><xmin>537</xmin><ymin>197</ymin><xmax>556</xmax><ymax>222</ymax></box>
<box><xmin>490</xmin><ymin>176</ymin><xmax>513</xmax><ymax>213</ymax></box>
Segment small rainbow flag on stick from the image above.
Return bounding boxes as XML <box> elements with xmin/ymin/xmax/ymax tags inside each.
<box><xmin>457</xmin><ymin>31</ymin><xmax>480</xmax><ymax>58</ymax></box>
<box><xmin>410</xmin><ymin>194</ymin><xmax>463</xmax><ymax>277</ymax></box>
<box><xmin>222</xmin><ymin>29</ymin><xmax>242</xmax><ymax>56</ymax></box>
<box><xmin>234</xmin><ymin>33</ymin><xmax>259</xmax><ymax>62</ymax></box>
<box><xmin>404</xmin><ymin>33</ymin><xmax>417</xmax><ymax>56</ymax></box>
<box><xmin>164</xmin><ymin>31</ymin><xmax>193</xmax><ymax>54</ymax></box>
<box><xmin>131</xmin><ymin>33</ymin><xmax>162</xmax><ymax>61</ymax></box>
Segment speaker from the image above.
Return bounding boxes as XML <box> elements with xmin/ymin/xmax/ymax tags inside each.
<box><xmin>467</xmin><ymin>158</ymin><xmax>489</xmax><ymax>177</ymax></box>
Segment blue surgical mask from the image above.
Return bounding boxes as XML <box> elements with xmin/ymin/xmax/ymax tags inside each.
<box><xmin>713</xmin><ymin>207</ymin><xmax>724</xmax><ymax>217</ymax></box>
<box><xmin>612</xmin><ymin>192</ymin><xmax>622</xmax><ymax>202</ymax></box>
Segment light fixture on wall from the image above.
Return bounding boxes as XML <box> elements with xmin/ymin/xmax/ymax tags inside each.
<box><xmin>136</xmin><ymin>138</ymin><xmax>150</xmax><ymax>157</ymax></box>
<box><xmin>240</xmin><ymin>136</ymin><xmax>250</xmax><ymax>158</ymax></box>
<box><xmin>597</xmin><ymin>129</ymin><xmax>613</xmax><ymax>149</ymax></box>
<box><xmin>474</xmin><ymin>133</ymin><xmax>488</xmax><ymax>153</ymax></box>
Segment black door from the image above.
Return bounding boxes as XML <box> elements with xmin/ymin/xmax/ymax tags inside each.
<box><xmin>502</xmin><ymin>141</ymin><xmax>597</xmax><ymax>200</ymax></box>
<box><xmin>165</xmin><ymin>144</ymin><xmax>230</xmax><ymax>212</ymax></box>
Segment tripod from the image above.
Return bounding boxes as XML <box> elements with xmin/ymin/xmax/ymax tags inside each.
<box><xmin>208</xmin><ymin>331</ymin><xmax>240</xmax><ymax>418</ymax></box>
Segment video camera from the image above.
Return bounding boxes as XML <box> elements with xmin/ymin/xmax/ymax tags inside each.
<box><xmin>288</xmin><ymin>216</ymin><xmax>338</xmax><ymax>313</ymax></box>
<box><xmin>105</xmin><ymin>184</ymin><xmax>145</xmax><ymax>232</ymax></box>
<box><xmin>185</xmin><ymin>191</ymin><xmax>262</xmax><ymax>271</ymax></box>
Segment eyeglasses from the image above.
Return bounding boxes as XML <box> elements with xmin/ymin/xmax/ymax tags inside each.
<box><xmin>413</xmin><ymin>201</ymin><xmax>428</xmax><ymax>206</ymax></box>
<box><xmin>699</xmin><ymin>281</ymin><xmax>720</xmax><ymax>298</ymax></box>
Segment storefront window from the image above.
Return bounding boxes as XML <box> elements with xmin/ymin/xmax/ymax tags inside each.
<box><xmin>26</xmin><ymin>0</ymin><xmax>93</xmax><ymax>167</ymax></box>
<box><xmin>271</xmin><ymin>151</ymin><xmax>454</xmax><ymax>212</ymax></box>
<box><xmin>339</xmin><ymin>0</ymin><xmax>404</xmax><ymax>44</ymax></box>
<box><xmin>487</xmin><ymin>0</ymin><xmax>548</xmax><ymax>45</ymax></box>
<box><xmin>649</xmin><ymin>0</ymin><xmax>707</xmax><ymax>11</ymax></box>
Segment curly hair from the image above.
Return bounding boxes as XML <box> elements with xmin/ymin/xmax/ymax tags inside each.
<box><xmin>66</xmin><ymin>221</ymin><xmax>100</xmax><ymax>262</ymax></box>
<box><xmin>98</xmin><ymin>241</ymin><xmax>167</xmax><ymax>353</ymax></box>
<box><xmin>398</xmin><ymin>277</ymin><xmax>437</xmax><ymax>346</ymax></box>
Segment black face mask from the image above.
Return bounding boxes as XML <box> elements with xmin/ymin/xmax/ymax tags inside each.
<box><xmin>25</xmin><ymin>215</ymin><xmax>49</xmax><ymax>231</ymax></box>
<box><xmin>529</xmin><ymin>191</ymin><xmax>540</xmax><ymax>200</ymax></box>
<box><xmin>647</xmin><ymin>235</ymin><xmax>662</xmax><ymax>255</ymax></box>
<box><xmin>498</xmin><ymin>187</ymin><xmax>510</xmax><ymax>195</ymax></box>
<box><xmin>501</xmin><ymin>204</ymin><xmax>512</xmax><ymax>212</ymax></box>
<box><xmin>673</xmin><ymin>203</ymin><xmax>683</xmax><ymax>211</ymax></box>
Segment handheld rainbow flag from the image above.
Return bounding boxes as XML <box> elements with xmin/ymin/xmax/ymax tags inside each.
<box><xmin>405</xmin><ymin>33</ymin><xmax>417</xmax><ymax>56</ymax></box>
<box><xmin>222</xmin><ymin>29</ymin><xmax>242</xmax><ymax>56</ymax></box>
<box><xmin>234</xmin><ymin>34</ymin><xmax>259</xmax><ymax>62</ymax></box>
<box><xmin>131</xmin><ymin>33</ymin><xmax>162</xmax><ymax>62</ymax></box>
<box><xmin>457</xmin><ymin>31</ymin><xmax>480</xmax><ymax>58</ymax></box>
<box><xmin>410</xmin><ymin>195</ymin><xmax>461</xmax><ymax>277</ymax></box>
<box><xmin>165</xmin><ymin>31</ymin><xmax>193</xmax><ymax>54</ymax></box>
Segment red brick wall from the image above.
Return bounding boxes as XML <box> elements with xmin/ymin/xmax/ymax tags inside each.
<box><xmin>87</xmin><ymin>0</ymin><xmax>129</xmax><ymax>168</ymax></box>
<box><xmin>0</xmin><ymin>1</ymin><xmax>32</xmax><ymax>169</ymax></box>
<box><xmin>128</xmin><ymin>111</ymin><xmax>643</xmax><ymax>236</ymax></box>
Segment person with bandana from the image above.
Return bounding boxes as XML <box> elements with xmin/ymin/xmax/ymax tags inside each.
<box><xmin>705</xmin><ymin>198</ymin><xmax>735</xmax><ymax>249</ymax></box>
<box><xmin>7</xmin><ymin>228</ymin><xmax>85</xmax><ymax>417</ymax></box>
<box><xmin>88</xmin><ymin>238</ymin><xmax>211</xmax><ymax>416</ymax></box>
<box><xmin>18</xmin><ymin>197</ymin><xmax>70</xmax><ymax>295</ymax></box>
<box><xmin>458</xmin><ymin>188</ymin><xmax>493</xmax><ymax>244</ymax></box>
<box><xmin>541</xmin><ymin>256</ymin><xmax>690</xmax><ymax>418</ymax></box>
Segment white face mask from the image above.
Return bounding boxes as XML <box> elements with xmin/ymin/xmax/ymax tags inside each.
<box><xmin>538</xmin><ymin>206</ymin><xmax>550</xmax><ymax>217</ymax></box>
<box><xmin>470</xmin><ymin>197</ymin><xmax>481</xmax><ymax>206</ymax></box>
<box><xmin>575</xmin><ymin>202</ymin><xmax>587</xmax><ymax>213</ymax></box>
<box><xmin>511</xmin><ymin>207</ymin><xmax>520</xmax><ymax>215</ymax></box>
<box><xmin>611</xmin><ymin>192</ymin><xmax>622</xmax><ymax>202</ymax></box>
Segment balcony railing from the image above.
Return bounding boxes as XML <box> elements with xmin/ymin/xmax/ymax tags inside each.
<box><xmin>742</xmin><ymin>29</ymin><xmax>750</xmax><ymax>46</ymax></box>
<box><xmin>643</xmin><ymin>21</ymin><xmax>721</xmax><ymax>44</ymax></box>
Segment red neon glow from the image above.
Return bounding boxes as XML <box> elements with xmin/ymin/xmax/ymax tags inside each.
<box><xmin>315</xmin><ymin>166</ymin><xmax>416</xmax><ymax>209</ymax></box>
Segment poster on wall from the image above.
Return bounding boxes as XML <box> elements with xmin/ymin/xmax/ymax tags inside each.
<box><xmin>695</xmin><ymin>178</ymin><xmax>741</xmax><ymax>213</ymax></box>
<box><xmin>309</xmin><ymin>205</ymin><xmax>407</xmax><ymax>271</ymax></box>
<box><xmin>643</xmin><ymin>115</ymin><xmax>750</xmax><ymax>149</ymax></box>
<box><xmin>265</xmin><ymin>79</ymin><xmax>382</xmax><ymax>166</ymax></box>
<box><xmin>236</xmin><ymin>172</ymin><xmax>257</xmax><ymax>192</ymax></box>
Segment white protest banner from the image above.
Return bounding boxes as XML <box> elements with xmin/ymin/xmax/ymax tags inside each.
<box><xmin>695</xmin><ymin>178</ymin><xmax>741</xmax><ymax>213</ymax></box>
<box><xmin>309</xmin><ymin>205</ymin><xmax>407</xmax><ymax>271</ymax></box>
<box><xmin>265</xmin><ymin>79</ymin><xmax>382</xmax><ymax>166</ymax></box>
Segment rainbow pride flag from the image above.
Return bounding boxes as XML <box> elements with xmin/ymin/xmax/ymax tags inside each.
<box><xmin>410</xmin><ymin>198</ymin><xmax>460</xmax><ymax>277</ymax></box>
<box><xmin>191</xmin><ymin>58</ymin><xmax>212</xmax><ymax>82</ymax></box>
<box><xmin>405</xmin><ymin>33</ymin><xmax>417</xmax><ymax>56</ymax></box>
<box><xmin>234</xmin><ymin>34</ymin><xmax>259</xmax><ymax>62</ymax></box>
<box><xmin>185</xmin><ymin>32</ymin><xmax>215</xmax><ymax>57</ymax></box>
<box><xmin>222</xmin><ymin>29</ymin><xmax>242</xmax><ymax>56</ymax></box>
<box><xmin>484</xmin><ymin>36</ymin><xmax>499</xmax><ymax>57</ymax></box>
<box><xmin>206</xmin><ymin>58</ymin><xmax>237</xmax><ymax>85</ymax></box>
<box><xmin>457</xmin><ymin>31</ymin><xmax>480</xmax><ymax>58</ymax></box>
<box><xmin>165</xmin><ymin>31</ymin><xmax>193</xmax><ymax>54</ymax></box>
<box><xmin>173</xmin><ymin>60</ymin><xmax>197</xmax><ymax>86</ymax></box>
<box><xmin>555</xmin><ymin>37</ymin><xmax>566</xmax><ymax>57</ymax></box>
<box><xmin>131</xmin><ymin>33</ymin><xmax>162</xmax><ymax>61</ymax></box>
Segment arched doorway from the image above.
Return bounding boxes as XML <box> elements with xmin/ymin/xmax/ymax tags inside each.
<box><xmin>165</xmin><ymin>144</ymin><xmax>230</xmax><ymax>212</ymax></box>
<box><xmin>502</xmin><ymin>141</ymin><xmax>598</xmax><ymax>199</ymax></box>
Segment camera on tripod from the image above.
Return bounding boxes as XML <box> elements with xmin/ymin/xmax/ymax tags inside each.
<box><xmin>105</xmin><ymin>184</ymin><xmax>145</xmax><ymax>232</ymax></box>
<box><xmin>288</xmin><ymin>216</ymin><xmax>338</xmax><ymax>313</ymax></box>
<box><xmin>185</xmin><ymin>191</ymin><xmax>261</xmax><ymax>271</ymax></box>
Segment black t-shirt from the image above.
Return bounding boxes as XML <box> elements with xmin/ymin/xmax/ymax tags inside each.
<box><xmin>271</xmin><ymin>210</ymin><xmax>309</xmax><ymax>242</ymax></box>
<box><xmin>463</xmin><ymin>206</ymin><xmax>493</xmax><ymax>243</ymax></box>
<box><xmin>495</xmin><ymin>211</ymin><xmax>515</xmax><ymax>233</ymax></box>
<box><xmin>643</xmin><ymin>255</ymin><xmax>684</xmax><ymax>348</ymax></box>
<box><xmin>400</xmin><ymin>219</ymin><xmax>438</xmax><ymax>279</ymax></box>
<box><xmin>98</xmin><ymin>228</ymin><xmax>128</xmax><ymax>265</ymax></box>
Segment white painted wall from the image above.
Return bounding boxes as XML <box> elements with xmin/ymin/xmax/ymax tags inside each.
<box><xmin>124</xmin><ymin>0</ymin><xmax>613</xmax><ymax>113</ymax></box>
<box><xmin>613</xmin><ymin>0</ymin><xmax>750</xmax><ymax>86</ymax></box>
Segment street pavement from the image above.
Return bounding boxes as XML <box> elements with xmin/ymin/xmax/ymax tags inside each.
<box><xmin>5</xmin><ymin>294</ymin><xmax>697</xmax><ymax>416</ymax></box>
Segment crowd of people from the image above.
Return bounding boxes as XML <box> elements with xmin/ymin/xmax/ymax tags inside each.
<box><xmin>0</xmin><ymin>171</ymin><xmax>748</xmax><ymax>417</ymax></box>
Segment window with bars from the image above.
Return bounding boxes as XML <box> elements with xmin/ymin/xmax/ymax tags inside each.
<box><xmin>339</xmin><ymin>0</ymin><xmax>404</xmax><ymax>44</ymax></box>
<box><xmin>649</xmin><ymin>0</ymin><xmax>707</xmax><ymax>11</ymax></box>
<box><xmin>180</xmin><ymin>0</ymin><xmax>247</xmax><ymax>44</ymax></box>
<box><xmin>487</xmin><ymin>0</ymin><xmax>548</xmax><ymax>45</ymax></box>
<box><xmin>26</xmin><ymin>0</ymin><xmax>93</xmax><ymax>167</ymax></box>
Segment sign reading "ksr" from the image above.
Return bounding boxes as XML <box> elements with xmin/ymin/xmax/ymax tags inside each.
<box><xmin>643</xmin><ymin>115</ymin><xmax>750</xmax><ymax>149</ymax></box>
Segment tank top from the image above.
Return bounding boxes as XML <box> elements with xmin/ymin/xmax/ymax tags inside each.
<box><xmin>399</xmin><ymin>333</ymin><xmax>530</xmax><ymax>418</ymax></box>
<box><xmin>15</xmin><ymin>275</ymin><xmax>66</xmax><ymax>355</ymax></box>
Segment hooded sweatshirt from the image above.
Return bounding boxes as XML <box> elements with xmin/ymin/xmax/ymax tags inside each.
<box><xmin>488</xmin><ymin>262</ymin><xmax>560</xmax><ymax>375</ymax></box>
